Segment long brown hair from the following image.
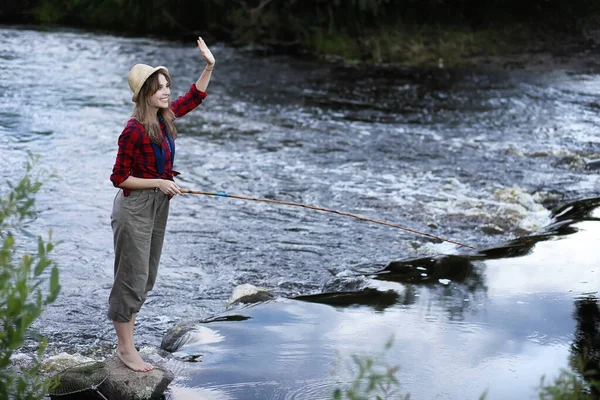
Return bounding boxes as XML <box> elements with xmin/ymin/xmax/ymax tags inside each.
<box><xmin>132</xmin><ymin>70</ymin><xmax>178</xmax><ymax>144</ymax></box>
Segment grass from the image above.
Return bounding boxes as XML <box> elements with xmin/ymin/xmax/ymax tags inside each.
<box><xmin>307</xmin><ymin>23</ymin><xmax>564</xmax><ymax>68</ymax></box>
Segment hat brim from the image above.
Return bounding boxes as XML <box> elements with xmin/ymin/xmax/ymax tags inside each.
<box><xmin>132</xmin><ymin>66</ymin><xmax>169</xmax><ymax>102</ymax></box>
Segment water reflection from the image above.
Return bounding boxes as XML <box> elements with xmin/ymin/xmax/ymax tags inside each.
<box><xmin>167</xmin><ymin>385</ymin><xmax>233</xmax><ymax>400</ymax></box>
<box><xmin>372</xmin><ymin>255</ymin><xmax>486</xmax><ymax>319</ymax></box>
<box><xmin>571</xmin><ymin>295</ymin><xmax>600</xmax><ymax>396</ymax></box>
<box><xmin>294</xmin><ymin>288</ymin><xmax>399</xmax><ymax>311</ymax></box>
<box><xmin>162</xmin><ymin>196</ymin><xmax>600</xmax><ymax>399</ymax></box>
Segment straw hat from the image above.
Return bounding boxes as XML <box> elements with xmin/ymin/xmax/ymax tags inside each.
<box><xmin>128</xmin><ymin>63</ymin><xmax>168</xmax><ymax>102</ymax></box>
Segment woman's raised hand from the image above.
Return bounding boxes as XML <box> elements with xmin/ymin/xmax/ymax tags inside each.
<box><xmin>197</xmin><ymin>37</ymin><xmax>215</xmax><ymax>67</ymax></box>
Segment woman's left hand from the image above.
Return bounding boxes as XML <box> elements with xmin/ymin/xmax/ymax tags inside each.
<box><xmin>197</xmin><ymin>37</ymin><xmax>215</xmax><ymax>66</ymax></box>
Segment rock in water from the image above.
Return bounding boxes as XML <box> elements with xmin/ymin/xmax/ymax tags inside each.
<box><xmin>227</xmin><ymin>283</ymin><xmax>274</xmax><ymax>307</ymax></box>
<box><xmin>161</xmin><ymin>284</ymin><xmax>274</xmax><ymax>353</ymax></box>
<box><xmin>49</xmin><ymin>357</ymin><xmax>174</xmax><ymax>400</ymax></box>
<box><xmin>586</xmin><ymin>158</ymin><xmax>600</xmax><ymax>170</ymax></box>
<box><xmin>161</xmin><ymin>322</ymin><xmax>224</xmax><ymax>353</ymax></box>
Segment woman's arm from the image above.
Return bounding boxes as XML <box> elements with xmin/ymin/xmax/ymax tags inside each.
<box><xmin>170</xmin><ymin>37</ymin><xmax>214</xmax><ymax>117</ymax></box>
<box><xmin>195</xmin><ymin>36</ymin><xmax>215</xmax><ymax>92</ymax></box>
<box><xmin>118</xmin><ymin>176</ymin><xmax>182</xmax><ymax>196</ymax></box>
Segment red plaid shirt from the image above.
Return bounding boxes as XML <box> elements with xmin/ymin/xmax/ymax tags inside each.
<box><xmin>110</xmin><ymin>84</ymin><xmax>207</xmax><ymax>196</ymax></box>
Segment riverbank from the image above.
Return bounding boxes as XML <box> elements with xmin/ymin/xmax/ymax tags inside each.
<box><xmin>6</xmin><ymin>23</ymin><xmax>600</xmax><ymax>73</ymax></box>
<box><xmin>306</xmin><ymin>23</ymin><xmax>600</xmax><ymax>70</ymax></box>
<box><xmin>4</xmin><ymin>21</ymin><xmax>600</xmax><ymax>74</ymax></box>
<box><xmin>3</xmin><ymin>1</ymin><xmax>600</xmax><ymax>69</ymax></box>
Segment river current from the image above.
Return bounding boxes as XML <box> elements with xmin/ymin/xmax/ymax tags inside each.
<box><xmin>1</xmin><ymin>26</ymin><xmax>600</xmax><ymax>399</ymax></box>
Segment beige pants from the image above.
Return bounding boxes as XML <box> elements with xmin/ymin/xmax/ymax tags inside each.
<box><xmin>108</xmin><ymin>189</ymin><xmax>170</xmax><ymax>322</ymax></box>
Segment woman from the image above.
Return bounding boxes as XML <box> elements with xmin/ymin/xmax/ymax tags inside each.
<box><xmin>108</xmin><ymin>37</ymin><xmax>215</xmax><ymax>372</ymax></box>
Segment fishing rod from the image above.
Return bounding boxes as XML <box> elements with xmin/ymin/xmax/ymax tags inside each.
<box><xmin>180</xmin><ymin>189</ymin><xmax>476</xmax><ymax>250</ymax></box>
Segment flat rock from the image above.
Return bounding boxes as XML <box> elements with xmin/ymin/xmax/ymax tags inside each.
<box><xmin>49</xmin><ymin>357</ymin><xmax>174</xmax><ymax>400</ymax></box>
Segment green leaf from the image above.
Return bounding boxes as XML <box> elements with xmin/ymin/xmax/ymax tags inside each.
<box><xmin>46</xmin><ymin>265</ymin><xmax>60</xmax><ymax>304</ymax></box>
<box><xmin>34</xmin><ymin>258</ymin><xmax>51</xmax><ymax>277</ymax></box>
<box><xmin>37</xmin><ymin>237</ymin><xmax>45</xmax><ymax>256</ymax></box>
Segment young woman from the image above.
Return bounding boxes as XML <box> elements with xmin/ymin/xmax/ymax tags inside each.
<box><xmin>108</xmin><ymin>37</ymin><xmax>215</xmax><ymax>372</ymax></box>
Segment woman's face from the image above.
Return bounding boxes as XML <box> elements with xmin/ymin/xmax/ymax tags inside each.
<box><xmin>149</xmin><ymin>73</ymin><xmax>170</xmax><ymax>109</ymax></box>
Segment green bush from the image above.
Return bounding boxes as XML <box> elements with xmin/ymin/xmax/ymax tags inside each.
<box><xmin>537</xmin><ymin>367</ymin><xmax>600</xmax><ymax>399</ymax></box>
<box><xmin>333</xmin><ymin>337</ymin><xmax>409</xmax><ymax>400</ymax></box>
<box><xmin>0</xmin><ymin>155</ymin><xmax>60</xmax><ymax>399</ymax></box>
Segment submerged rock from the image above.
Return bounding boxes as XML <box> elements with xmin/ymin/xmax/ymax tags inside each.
<box><xmin>49</xmin><ymin>357</ymin><xmax>174</xmax><ymax>400</ymax></box>
<box><xmin>161</xmin><ymin>322</ymin><xmax>225</xmax><ymax>353</ymax></box>
<box><xmin>585</xmin><ymin>158</ymin><xmax>600</xmax><ymax>170</ymax></box>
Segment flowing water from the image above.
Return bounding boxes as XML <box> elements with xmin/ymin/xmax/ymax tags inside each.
<box><xmin>1</xmin><ymin>25</ymin><xmax>600</xmax><ymax>399</ymax></box>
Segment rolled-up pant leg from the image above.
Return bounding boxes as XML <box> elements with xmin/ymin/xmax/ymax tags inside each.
<box><xmin>108</xmin><ymin>190</ymin><xmax>170</xmax><ymax>322</ymax></box>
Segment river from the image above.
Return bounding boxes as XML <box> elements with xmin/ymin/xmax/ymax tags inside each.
<box><xmin>1</xmin><ymin>25</ymin><xmax>599</xmax><ymax>399</ymax></box>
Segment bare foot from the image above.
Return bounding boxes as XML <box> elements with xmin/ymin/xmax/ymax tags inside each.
<box><xmin>116</xmin><ymin>347</ymin><xmax>154</xmax><ymax>372</ymax></box>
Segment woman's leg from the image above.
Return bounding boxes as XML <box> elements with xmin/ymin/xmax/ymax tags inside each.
<box><xmin>113</xmin><ymin>313</ymin><xmax>153</xmax><ymax>372</ymax></box>
<box><xmin>108</xmin><ymin>190</ymin><xmax>155</xmax><ymax>371</ymax></box>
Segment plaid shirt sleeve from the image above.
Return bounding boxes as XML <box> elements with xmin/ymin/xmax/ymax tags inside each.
<box><xmin>171</xmin><ymin>84</ymin><xmax>207</xmax><ymax>118</ymax></box>
<box><xmin>110</xmin><ymin>120</ymin><xmax>146</xmax><ymax>188</ymax></box>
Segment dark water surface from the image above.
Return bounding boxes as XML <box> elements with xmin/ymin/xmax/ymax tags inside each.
<box><xmin>1</xmin><ymin>26</ymin><xmax>599</xmax><ymax>399</ymax></box>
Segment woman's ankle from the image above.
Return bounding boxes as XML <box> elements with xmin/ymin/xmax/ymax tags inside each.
<box><xmin>116</xmin><ymin>343</ymin><xmax>137</xmax><ymax>355</ymax></box>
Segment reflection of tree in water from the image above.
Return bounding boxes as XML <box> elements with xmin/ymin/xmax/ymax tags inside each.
<box><xmin>295</xmin><ymin>288</ymin><xmax>400</xmax><ymax>312</ymax></box>
<box><xmin>570</xmin><ymin>295</ymin><xmax>600</xmax><ymax>397</ymax></box>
